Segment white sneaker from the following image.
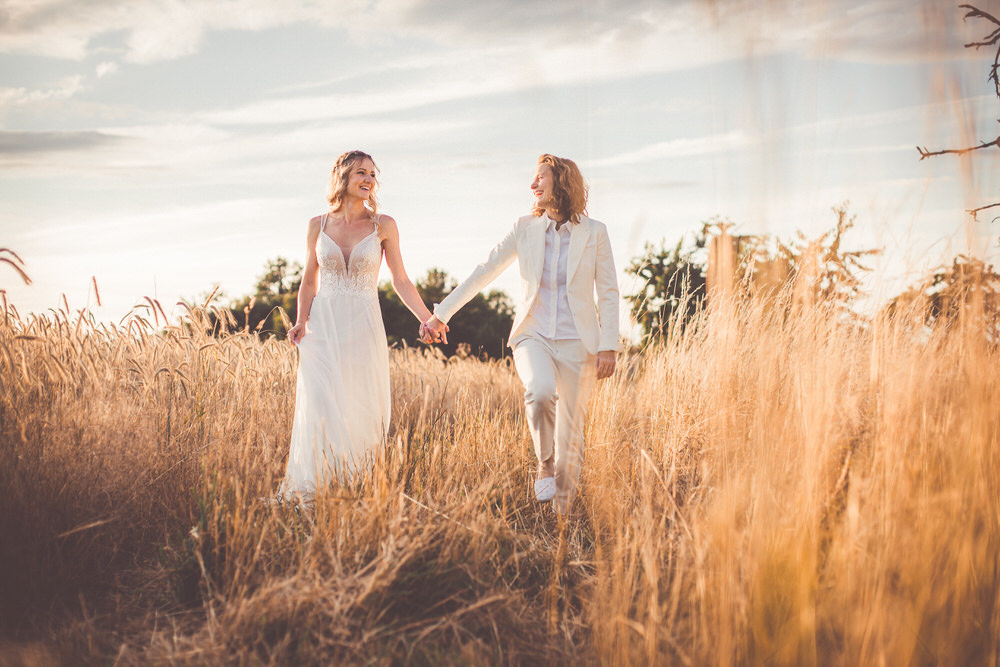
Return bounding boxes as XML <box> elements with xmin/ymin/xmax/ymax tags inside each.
<box><xmin>533</xmin><ymin>477</ymin><xmax>556</xmax><ymax>502</ymax></box>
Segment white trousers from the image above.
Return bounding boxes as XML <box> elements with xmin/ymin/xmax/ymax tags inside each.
<box><xmin>512</xmin><ymin>335</ymin><xmax>597</xmax><ymax>513</ymax></box>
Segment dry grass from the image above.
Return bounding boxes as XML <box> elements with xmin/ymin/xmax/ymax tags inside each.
<box><xmin>0</xmin><ymin>294</ymin><xmax>998</xmax><ymax>666</ymax></box>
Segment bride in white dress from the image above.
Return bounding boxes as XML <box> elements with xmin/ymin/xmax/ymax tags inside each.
<box><xmin>280</xmin><ymin>150</ymin><xmax>437</xmax><ymax>498</ymax></box>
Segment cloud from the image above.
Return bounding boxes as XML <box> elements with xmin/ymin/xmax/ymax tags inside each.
<box><xmin>0</xmin><ymin>0</ymin><xmax>365</xmax><ymax>62</ymax></box>
<box><xmin>0</xmin><ymin>129</ymin><xmax>128</xmax><ymax>155</ymax></box>
<box><xmin>0</xmin><ymin>0</ymin><xmax>975</xmax><ymax>71</ymax></box>
<box><xmin>95</xmin><ymin>61</ymin><xmax>118</xmax><ymax>78</ymax></box>
<box><xmin>196</xmin><ymin>15</ymin><xmax>724</xmax><ymax>126</ymax></box>
<box><xmin>0</xmin><ymin>115</ymin><xmax>471</xmax><ymax>181</ymax></box>
<box><xmin>706</xmin><ymin>0</ymin><xmax>984</xmax><ymax>64</ymax></box>
<box><xmin>121</xmin><ymin>1</ymin><xmax>208</xmax><ymax>63</ymax></box>
<box><xmin>0</xmin><ymin>76</ymin><xmax>84</xmax><ymax>105</ymax></box>
<box><xmin>586</xmin><ymin>131</ymin><xmax>754</xmax><ymax>168</ymax></box>
<box><xmin>200</xmin><ymin>73</ymin><xmax>516</xmax><ymax>125</ymax></box>
<box><xmin>384</xmin><ymin>0</ymin><xmax>694</xmax><ymax>44</ymax></box>
<box><xmin>16</xmin><ymin>195</ymin><xmax>300</xmax><ymax>243</ymax></box>
<box><xmin>0</xmin><ymin>0</ymin><xmax>747</xmax><ymax>67</ymax></box>
<box><xmin>374</xmin><ymin>0</ymin><xmax>978</xmax><ymax>65</ymax></box>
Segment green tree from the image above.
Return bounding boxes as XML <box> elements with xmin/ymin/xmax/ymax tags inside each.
<box><xmin>223</xmin><ymin>260</ymin><xmax>514</xmax><ymax>354</ymax></box>
<box><xmin>625</xmin><ymin>229</ymin><xmax>708</xmax><ymax>341</ymax></box>
<box><xmin>254</xmin><ymin>256</ymin><xmax>302</xmax><ymax>297</ymax></box>
<box><xmin>889</xmin><ymin>255</ymin><xmax>1000</xmax><ymax>341</ymax></box>
<box><xmin>625</xmin><ymin>207</ymin><xmax>879</xmax><ymax>342</ymax></box>
<box><xmin>228</xmin><ymin>257</ymin><xmax>302</xmax><ymax>337</ymax></box>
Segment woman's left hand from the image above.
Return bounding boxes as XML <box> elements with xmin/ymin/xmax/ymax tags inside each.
<box><xmin>420</xmin><ymin>316</ymin><xmax>448</xmax><ymax>344</ymax></box>
<box><xmin>418</xmin><ymin>322</ymin><xmax>434</xmax><ymax>344</ymax></box>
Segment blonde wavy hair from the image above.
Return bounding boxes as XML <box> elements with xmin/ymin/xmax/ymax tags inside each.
<box><xmin>326</xmin><ymin>150</ymin><xmax>379</xmax><ymax>216</ymax></box>
<box><xmin>531</xmin><ymin>154</ymin><xmax>588</xmax><ymax>223</ymax></box>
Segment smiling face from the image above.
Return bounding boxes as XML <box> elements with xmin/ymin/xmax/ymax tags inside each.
<box><xmin>530</xmin><ymin>163</ymin><xmax>558</xmax><ymax>216</ymax></box>
<box><xmin>327</xmin><ymin>150</ymin><xmax>379</xmax><ymax>214</ymax></box>
<box><xmin>530</xmin><ymin>154</ymin><xmax>588</xmax><ymax>223</ymax></box>
<box><xmin>346</xmin><ymin>158</ymin><xmax>377</xmax><ymax>202</ymax></box>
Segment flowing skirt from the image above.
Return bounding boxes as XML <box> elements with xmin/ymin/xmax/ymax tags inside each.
<box><xmin>280</xmin><ymin>290</ymin><xmax>390</xmax><ymax>498</ymax></box>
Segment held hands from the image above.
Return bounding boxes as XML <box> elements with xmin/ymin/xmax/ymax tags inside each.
<box><xmin>419</xmin><ymin>315</ymin><xmax>449</xmax><ymax>345</ymax></box>
<box><xmin>596</xmin><ymin>350</ymin><xmax>616</xmax><ymax>380</ymax></box>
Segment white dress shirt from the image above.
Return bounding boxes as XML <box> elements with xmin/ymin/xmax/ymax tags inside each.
<box><xmin>522</xmin><ymin>215</ymin><xmax>580</xmax><ymax>341</ymax></box>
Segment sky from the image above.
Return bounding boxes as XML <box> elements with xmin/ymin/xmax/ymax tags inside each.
<box><xmin>1</xmin><ymin>0</ymin><xmax>998</xmax><ymax>327</ymax></box>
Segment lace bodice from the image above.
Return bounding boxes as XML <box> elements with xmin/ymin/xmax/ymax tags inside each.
<box><xmin>315</xmin><ymin>215</ymin><xmax>383</xmax><ymax>300</ymax></box>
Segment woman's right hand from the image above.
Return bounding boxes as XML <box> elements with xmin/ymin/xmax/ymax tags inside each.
<box><xmin>287</xmin><ymin>322</ymin><xmax>306</xmax><ymax>345</ymax></box>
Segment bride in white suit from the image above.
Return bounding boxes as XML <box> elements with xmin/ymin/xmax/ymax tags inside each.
<box><xmin>423</xmin><ymin>154</ymin><xmax>620</xmax><ymax>514</ymax></box>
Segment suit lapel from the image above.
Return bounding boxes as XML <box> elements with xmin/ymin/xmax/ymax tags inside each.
<box><xmin>566</xmin><ymin>217</ymin><xmax>590</xmax><ymax>282</ymax></box>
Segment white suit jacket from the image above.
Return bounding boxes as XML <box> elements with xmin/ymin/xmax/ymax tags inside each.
<box><xmin>435</xmin><ymin>214</ymin><xmax>621</xmax><ymax>354</ymax></box>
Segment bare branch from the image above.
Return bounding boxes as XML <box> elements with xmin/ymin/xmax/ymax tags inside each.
<box><xmin>964</xmin><ymin>26</ymin><xmax>1000</xmax><ymax>47</ymax></box>
<box><xmin>916</xmin><ymin>136</ymin><xmax>1000</xmax><ymax>160</ymax></box>
<box><xmin>960</xmin><ymin>4</ymin><xmax>1000</xmax><ymax>97</ymax></box>
<box><xmin>960</xmin><ymin>4</ymin><xmax>1000</xmax><ymax>34</ymax></box>
<box><xmin>967</xmin><ymin>201</ymin><xmax>1000</xmax><ymax>219</ymax></box>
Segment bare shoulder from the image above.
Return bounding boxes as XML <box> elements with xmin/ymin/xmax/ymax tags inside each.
<box><xmin>376</xmin><ymin>213</ymin><xmax>399</xmax><ymax>240</ymax></box>
<box><xmin>307</xmin><ymin>215</ymin><xmax>324</xmax><ymax>234</ymax></box>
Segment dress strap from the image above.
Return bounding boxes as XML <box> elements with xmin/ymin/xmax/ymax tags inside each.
<box><xmin>320</xmin><ymin>212</ymin><xmax>329</xmax><ymax>233</ymax></box>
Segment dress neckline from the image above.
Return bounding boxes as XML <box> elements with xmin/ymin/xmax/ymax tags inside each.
<box><xmin>321</xmin><ymin>213</ymin><xmax>379</xmax><ymax>268</ymax></box>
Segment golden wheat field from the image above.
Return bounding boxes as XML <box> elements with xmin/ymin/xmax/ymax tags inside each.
<box><xmin>0</xmin><ymin>291</ymin><xmax>998</xmax><ymax>666</ymax></box>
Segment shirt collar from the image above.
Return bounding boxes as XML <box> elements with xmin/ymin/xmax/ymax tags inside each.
<box><xmin>543</xmin><ymin>213</ymin><xmax>571</xmax><ymax>233</ymax></box>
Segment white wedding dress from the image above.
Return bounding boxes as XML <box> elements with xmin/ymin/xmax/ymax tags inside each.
<box><xmin>280</xmin><ymin>213</ymin><xmax>390</xmax><ymax>498</ymax></box>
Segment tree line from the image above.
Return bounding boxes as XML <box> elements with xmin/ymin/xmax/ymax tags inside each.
<box><xmin>222</xmin><ymin>201</ymin><xmax>999</xmax><ymax>358</ymax></box>
<box><xmin>226</xmin><ymin>261</ymin><xmax>514</xmax><ymax>360</ymax></box>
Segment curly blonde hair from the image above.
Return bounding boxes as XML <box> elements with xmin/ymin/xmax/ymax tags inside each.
<box><xmin>531</xmin><ymin>154</ymin><xmax>588</xmax><ymax>223</ymax></box>
<box><xmin>326</xmin><ymin>150</ymin><xmax>379</xmax><ymax>216</ymax></box>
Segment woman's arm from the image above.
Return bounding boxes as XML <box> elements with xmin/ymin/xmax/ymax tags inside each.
<box><xmin>435</xmin><ymin>221</ymin><xmax>520</xmax><ymax>321</ymax></box>
<box><xmin>379</xmin><ymin>216</ymin><xmax>434</xmax><ymax>324</ymax></box>
<box><xmin>424</xmin><ymin>219</ymin><xmax>520</xmax><ymax>339</ymax></box>
<box><xmin>594</xmin><ymin>221</ymin><xmax>620</xmax><ymax>354</ymax></box>
<box><xmin>287</xmin><ymin>216</ymin><xmax>322</xmax><ymax>345</ymax></box>
<box><xmin>594</xmin><ymin>221</ymin><xmax>620</xmax><ymax>379</ymax></box>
